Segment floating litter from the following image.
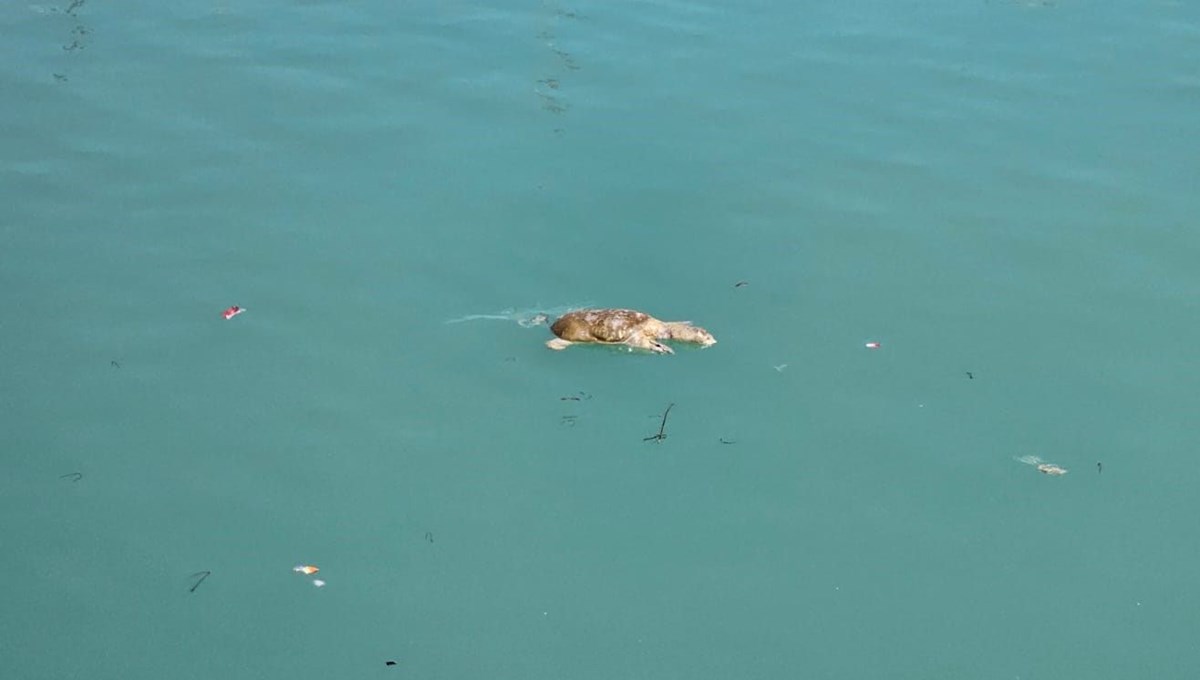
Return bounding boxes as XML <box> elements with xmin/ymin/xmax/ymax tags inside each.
<box><xmin>293</xmin><ymin>564</ymin><xmax>319</xmax><ymax>575</ymax></box>
<box><xmin>312</xmin><ymin>579</ymin><xmax>326</xmax><ymax>587</ymax></box>
<box><xmin>222</xmin><ymin>305</ymin><xmax>245</xmax><ymax>320</ymax></box>
<box><xmin>864</xmin><ymin>341</ymin><xmax>881</xmax><ymax>349</ymax></box>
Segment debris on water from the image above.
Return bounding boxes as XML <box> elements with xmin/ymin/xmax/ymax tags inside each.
<box><xmin>643</xmin><ymin>403</ymin><xmax>673</xmax><ymax>443</ymax></box>
<box><xmin>312</xmin><ymin>579</ymin><xmax>326</xmax><ymax>588</ymax></box>
<box><xmin>188</xmin><ymin>570</ymin><xmax>211</xmax><ymax>593</ymax></box>
<box><xmin>865</xmin><ymin>341</ymin><xmax>881</xmax><ymax>350</ymax></box>
<box><xmin>222</xmin><ymin>305</ymin><xmax>245</xmax><ymax>320</ymax></box>
<box><xmin>293</xmin><ymin>564</ymin><xmax>319</xmax><ymax>575</ymax></box>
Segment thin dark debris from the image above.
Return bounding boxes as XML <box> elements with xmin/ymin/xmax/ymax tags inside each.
<box><xmin>188</xmin><ymin>570</ymin><xmax>211</xmax><ymax>593</ymax></box>
<box><xmin>643</xmin><ymin>403</ymin><xmax>674</xmax><ymax>443</ymax></box>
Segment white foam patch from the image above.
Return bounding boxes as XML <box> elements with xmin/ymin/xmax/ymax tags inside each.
<box><xmin>445</xmin><ymin>304</ymin><xmax>589</xmax><ymax>327</ymax></box>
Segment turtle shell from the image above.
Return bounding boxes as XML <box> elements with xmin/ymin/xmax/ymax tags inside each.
<box><xmin>552</xmin><ymin>308</ymin><xmax>651</xmax><ymax>343</ymax></box>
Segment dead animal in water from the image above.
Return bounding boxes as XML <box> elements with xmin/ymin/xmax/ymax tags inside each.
<box><xmin>545</xmin><ymin>309</ymin><xmax>716</xmax><ymax>355</ymax></box>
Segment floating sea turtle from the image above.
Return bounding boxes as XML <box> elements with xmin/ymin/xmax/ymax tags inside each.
<box><xmin>1015</xmin><ymin>455</ymin><xmax>1068</xmax><ymax>476</ymax></box>
<box><xmin>545</xmin><ymin>308</ymin><xmax>716</xmax><ymax>354</ymax></box>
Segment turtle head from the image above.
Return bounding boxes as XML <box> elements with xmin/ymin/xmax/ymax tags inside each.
<box><xmin>665</xmin><ymin>322</ymin><xmax>716</xmax><ymax>347</ymax></box>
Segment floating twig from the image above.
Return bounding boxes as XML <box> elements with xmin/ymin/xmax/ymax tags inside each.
<box><xmin>965</xmin><ymin>371</ymin><xmax>974</xmax><ymax>379</ymax></box>
<box><xmin>424</xmin><ymin>531</ymin><xmax>434</xmax><ymax>544</ymax></box>
<box><xmin>1097</xmin><ymin>462</ymin><xmax>1102</xmax><ymax>474</ymax></box>
<box><xmin>719</xmin><ymin>438</ymin><xmax>736</xmax><ymax>445</ymax></box>
<box><xmin>560</xmin><ymin>415</ymin><xmax>578</xmax><ymax>426</ymax></box>
<box><xmin>643</xmin><ymin>403</ymin><xmax>674</xmax><ymax>443</ymax></box>
<box><xmin>111</xmin><ymin>360</ymin><xmax>120</xmax><ymax>368</ymax></box>
<box><xmin>734</xmin><ymin>281</ymin><xmax>748</xmax><ymax>288</ymax></box>
<box><xmin>59</xmin><ymin>472</ymin><xmax>83</xmax><ymax>482</ymax></box>
<box><xmin>188</xmin><ymin>570</ymin><xmax>211</xmax><ymax>593</ymax></box>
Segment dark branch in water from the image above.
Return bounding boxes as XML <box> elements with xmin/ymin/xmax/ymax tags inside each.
<box><xmin>188</xmin><ymin>570</ymin><xmax>211</xmax><ymax>593</ymax></box>
<box><xmin>59</xmin><ymin>472</ymin><xmax>83</xmax><ymax>482</ymax></box>
<box><xmin>643</xmin><ymin>403</ymin><xmax>674</xmax><ymax>443</ymax></box>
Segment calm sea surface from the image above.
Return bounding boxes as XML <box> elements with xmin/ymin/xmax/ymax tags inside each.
<box><xmin>3</xmin><ymin>1</ymin><xmax>1199</xmax><ymax>678</ymax></box>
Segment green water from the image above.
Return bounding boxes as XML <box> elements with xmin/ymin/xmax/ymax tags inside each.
<box><xmin>3</xmin><ymin>1</ymin><xmax>1199</xmax><ymax>678</ymax></box>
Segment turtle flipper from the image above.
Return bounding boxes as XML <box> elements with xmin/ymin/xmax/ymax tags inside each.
<box><xmin>628</xmin><ymin>332</ymin><xmax>674</xmax><ymax>355</ymax></box>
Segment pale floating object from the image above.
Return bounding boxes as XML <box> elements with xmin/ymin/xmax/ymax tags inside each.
<box><xmin>312</xmin><ymin>579</ymin><xmax>326</xmax><ymax>587</ymax></box>
<box><xmin>1037</xmin><ymin>463</ymin><xmax>1068</xmax><ymax>476</ymax></box>
<box><xmin>293</xmin><ymin>564</ymin><xmax>319</xmax><ymax>575</ymax></box>
<box><xmin>222</xmin><ymin>305</ymin><xmax>245</xmax><ymax>320</ymax></box>
<box><xmin>864</xmin><ymin>341</ymin><xmax>881</xmax><ymax>349</ymax></box>
<box><xmin>1015</xmin><ymin>455</ymin><xmax>1068</xmax><ymax>476</ymax></box>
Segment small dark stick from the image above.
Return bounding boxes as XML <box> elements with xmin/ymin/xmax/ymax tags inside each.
<box><xmin>560</xmin><ymin>396</ymin><xmax>581</xmax><ymax>401</ymax></box>
<box><xmin>643</xmin><ymin>403</ymin><xmax>674</xmax><ymax>443</ymax></box>
<box><xmin>110</xmin><ymin>360</ymin><xmax>120</xmax><ymax>368</ymax></box>
<box><xmin>965</xmin><ymin>371</ymin><xmax>974</xmax><ymax>379</ymax></box>
<box><xmin>425</xmin><ymin>531</ymin><xmax>434</xmax><ymax>544</ymax></box>
<box><xmin>1097</xmin><ymin>462</ymin><xmax>1102</xmax><ymax>474</ymax></box>
<box><xmin>719</xmin><ymin>438</ymin><xmax>736</xmax><ymax>445</ymax></box>
<box><xmin>59</xmin><ymin>472</ymin><xmax>83</xmax><ymax>482</ymax></box>
<box><xmin>385</xmin><ymin>661</ymin><xmax>397</xmax><ymax>666</ymax></box>
<box><xmin>734</xmin><ymin>281</ymin><xmax>749</xmax><ymax>288</ymax></box>
<box><xmin>188</xmin><ymin>570</ymin><xmax>211</xmax><ymax>593</ymax></box>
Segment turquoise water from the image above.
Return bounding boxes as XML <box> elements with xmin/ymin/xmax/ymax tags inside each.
<box><xmin>3</xmin><ymin>0</ymin><xmax>1199</xmax><ymax>677</ymax></box>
